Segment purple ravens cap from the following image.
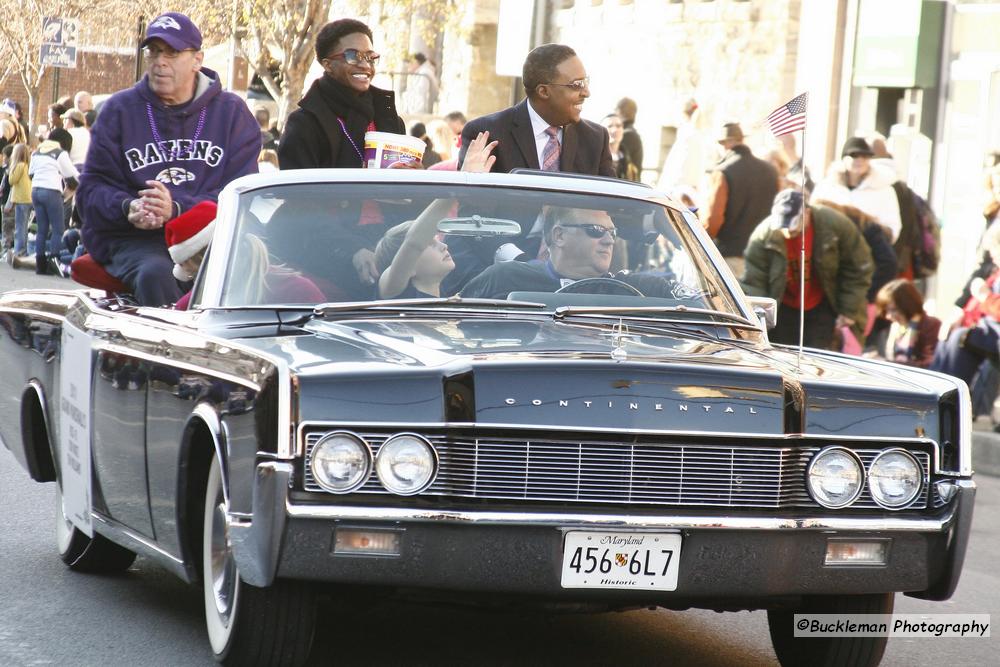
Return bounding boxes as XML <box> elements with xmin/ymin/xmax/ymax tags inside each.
<box><xmin>143</xmin><ymin>12</ymin><xmax>203</xmax><ymax>51</ymax></box>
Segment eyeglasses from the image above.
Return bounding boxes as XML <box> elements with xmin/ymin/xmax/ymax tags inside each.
<box><xmin>326</xmin><ymin>49</ymin><xmax>381</xmax><ymax>65</ymax></box>
<box><xmin>545</xmin><ymin>77</ymin><xmax>590</xmax><ymax>92</ymax></box>
<box><xmin>143</xmin><ymin>46</ymin><xmax>197</xmax><ymax>60</ymax></box>
<box><xmin>557</xmin><ymin>223</ymin><xmax>617</xmax><ymax>240</ymax></box>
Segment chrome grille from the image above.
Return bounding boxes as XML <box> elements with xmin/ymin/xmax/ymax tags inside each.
<box><xmin>304</xmin><ymin>431</ymin><xmax>931</xmax><ymax>510</ymax></box>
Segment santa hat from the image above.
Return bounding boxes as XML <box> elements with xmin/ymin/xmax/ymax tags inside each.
<box><xmin>165</xmin><ymin>201</ymin><xmax>217</xmax><ymax>278</ymax></box>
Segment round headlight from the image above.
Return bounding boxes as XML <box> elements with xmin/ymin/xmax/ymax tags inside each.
<box><xmin>310</xmin><ymin>432</ymin><xmax>371</xmax><ymax>493</ymax></box>
<box><xmin>807</xmin><ymin>447</ymin><xmax>864</xmax><ymax>508</ymax></box>
<box><xmin>868</xmin><ymin>449</ymin><xmax>922</xmax><ymax>508</ymax></box>
<box><xmin>375</xmin><ymin>433</ymin><xmax>437</xmax><ymax>495</ymax></box>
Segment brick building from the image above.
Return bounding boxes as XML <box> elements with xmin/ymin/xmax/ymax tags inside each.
<box><xmin>0</xmin><ymin>47</ymin><xmax>138</xmax><ymax>131</ymax></box>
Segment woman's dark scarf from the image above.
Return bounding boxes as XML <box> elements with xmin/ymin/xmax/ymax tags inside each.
<box><xmin>316</xmin><ymin>75</ymin><xmax>375</xmax><ymax>167</ymax></box>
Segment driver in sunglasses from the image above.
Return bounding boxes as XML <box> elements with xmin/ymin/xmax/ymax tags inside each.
<box><xmin>461</xmin><ymin>207</ymin><xmax>675</xmax><ymax>299</ymax></box>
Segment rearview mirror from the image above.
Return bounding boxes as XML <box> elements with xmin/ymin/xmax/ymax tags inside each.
<box><xmin>437</xmin><ymin>215</ymin><xmax>522</xmax><ymax>237</ymax></box>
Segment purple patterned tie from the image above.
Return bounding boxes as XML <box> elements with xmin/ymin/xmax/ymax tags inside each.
<box><xmin>541</xmin><ymin>126</ymin><xmax>561</xmax><ymax>171</ymax></box>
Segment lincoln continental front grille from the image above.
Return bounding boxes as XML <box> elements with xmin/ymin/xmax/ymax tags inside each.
<box><xmin>303</xmin><ymin>432</ymin><xmax>932</xmax><ymax>510</ymax></box>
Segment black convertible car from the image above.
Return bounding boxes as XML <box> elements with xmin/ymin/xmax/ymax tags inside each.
<box><xmin>0</xmin><ymin>170</ymin><xmax>974</xmax><ymax>666</ymax></box>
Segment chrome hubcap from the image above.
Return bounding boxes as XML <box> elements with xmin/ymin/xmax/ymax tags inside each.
<box><xmin>209</xmin><ymin>495</ymin><xmax>237</xmax><ymax>622</ymax></box>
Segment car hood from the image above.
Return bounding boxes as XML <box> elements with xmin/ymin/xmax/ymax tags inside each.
<box><xmin>237</xmin><ymin>317</ymin><xmax>952</xmax><ymax>439</ymax></box>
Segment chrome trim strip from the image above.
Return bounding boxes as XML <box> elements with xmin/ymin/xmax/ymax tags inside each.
<box><xmin>296</xmin><ymin>419</ymin><xmax>940</xmax><ymax>443</ymax></box>
<box><xmin>285</xmin><ymin>502</ymin><xmax>954</xmax><ymax>532</ymax></box>
<box><xmin>91</xmin><ymin>513</ymin><xmax>189</xmax><ymax>581</ymax></box>
<box><xmin>0</xmin><ymin>306</ymin><xmax>66</xmax><ymax>322</ymax></box>
<box><xmin>277</xmin><ymin>362</ymin><xmax>292</xmax><ymax>459</ymax></box>
<box><xmin>97</xmin><ymin>342</ymin><xmax>260</xmax><ymax>391</ymax></box>
<box><xmin>955</xmin><ymin>381</ymin><xmax>973</xmax><ymax>476</ymax></box>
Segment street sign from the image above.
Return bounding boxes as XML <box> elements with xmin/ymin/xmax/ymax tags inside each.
<box><xmin>40</xmin><ymin>16</ymin><xmax>80</xmax><ymax>68</ymax></box>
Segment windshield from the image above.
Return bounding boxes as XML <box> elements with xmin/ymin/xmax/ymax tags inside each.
<box><xmin>203</xmin><ymin>182</ymin><xmax>743</xmax><ymax>320</ymax></box>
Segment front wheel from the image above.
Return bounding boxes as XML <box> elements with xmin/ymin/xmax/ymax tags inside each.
<box><xmin>767</xmin><ymin>592</ymin><xmax>894</xmax><ymax>667</ymax></box>
<box><xmin>55</xmin><ymin>484</ymin><xmax>136</xmax><ymax>573</ymax></box>
<box><xmin>202</xmin><ymin>456</ymin><xmax>316</xmax><ymax>666</ymax></box>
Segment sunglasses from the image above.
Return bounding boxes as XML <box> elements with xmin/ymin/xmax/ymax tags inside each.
<box><xmin>558</xmin><ymin>223</ymin><xmax>617</xmax><ymax>239</ymax></box>
<box><xmin>545</xmin><ymin>77</ymin><xmax>590</xmax><ymax>92</ymax></box>
<box><xmin>327</xmin><ymin>49</ymin><xmax>380</xmax><ymax>65</ymax></box>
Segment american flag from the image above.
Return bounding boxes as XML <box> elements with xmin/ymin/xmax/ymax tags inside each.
<box><xmin>766</xmin><ymin>92</ymin><xmax>808</xmax><ymax>137</ymax></box>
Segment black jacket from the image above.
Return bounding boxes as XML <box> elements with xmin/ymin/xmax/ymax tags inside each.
<box><xmin>277</xmin><ymin>78</ymin><xmax>404</xmax><ymax>299</ymax></box>
<box><xmin>714</xmin><ymin>145</ymin><xmax>778</xmax><ymax>257</ymax></box>
<box><xmin>278</xmin><ymin>78</ymin><xmax>404</xmax><ymax>169</ymax></box>
<box><xmin>457</xmin><ymin>99</ymin><xmax>614</xmax><ymax>177</ymax></box>
<box><xmin>619</xmin><ymin>120</ymin><xmax>643</xmax><ymax>176</ymax></box>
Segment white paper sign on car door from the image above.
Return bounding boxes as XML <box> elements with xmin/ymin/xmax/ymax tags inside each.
<box><xmin>59</xmin><ymin>321</ymin><xmax>93</xmax><ymax>537</ymax></box>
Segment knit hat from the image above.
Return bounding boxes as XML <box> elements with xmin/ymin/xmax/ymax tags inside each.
<box><xmin>142</xmin><ymin>12</ymin><xmax>203</xmax><ymax>51</ymax></box>
<box><xmin>0</xmin><ymin>101</ymin><xmax>15</xmax><ymax>117</ymax></box>
<box><xmin>841</xmin><ymin>137</ymin><xmax>874</xmax><ymax>158</ymax></box>
<box><xmin>165</xmin><ymin>201</ymin><xmax>217</xmax><ymax>280</ymax></box>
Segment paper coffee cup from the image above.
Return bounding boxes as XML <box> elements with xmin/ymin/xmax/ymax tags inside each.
<box><xmin>363</xmin><ymin>131</ymin><xmax>426</xmax><ymax>168</ymax></box>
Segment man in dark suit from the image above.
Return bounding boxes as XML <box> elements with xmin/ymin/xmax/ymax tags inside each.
<box><xmin>447</xmin><ymin>43</ymin><xmax>615</xmax><ymax>292</ymax></box>
<box><xmin>458</xmin><ymin>45</ymin><xmax>613</xmax><ymax>176</ymax></box>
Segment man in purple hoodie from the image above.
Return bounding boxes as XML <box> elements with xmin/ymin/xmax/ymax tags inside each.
<box><xmin>77</xmin><ymin>12</ymin><xmax>260</xmax><ymax>306</ymax></box>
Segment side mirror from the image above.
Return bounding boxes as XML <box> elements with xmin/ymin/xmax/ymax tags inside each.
<box><xmin>747</xmin><ymin>296</ymin><xmax>777</xmax><ymax>330</ymax></box>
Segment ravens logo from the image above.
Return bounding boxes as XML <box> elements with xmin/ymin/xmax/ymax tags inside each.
<box><xmin>155</xmin><ymin>167</ymin><xmax>196</xmax><ymax>185</ymax></box>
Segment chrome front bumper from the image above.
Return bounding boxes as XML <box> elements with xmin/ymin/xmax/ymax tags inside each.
<box><xmin>228</xmin><ymin>461</ymin><xmax>975</xmax><ymax>602</ymax></box>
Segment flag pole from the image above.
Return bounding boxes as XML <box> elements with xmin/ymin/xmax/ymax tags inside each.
<box><xmin>765</xmin><ymin>92</ymin><xmax>809</xmax><ymax>369</ymax></box>
<box><xmin>797</xmin><ymin>120</ymin><xmax>807</xmax><ymax>370</ymax></box>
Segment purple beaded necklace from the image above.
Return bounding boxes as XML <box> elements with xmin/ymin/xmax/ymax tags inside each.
<box><xmin>337</xmin><ymin>117</ymin><xmax>364</xmax><ymax>161</ymax></box>
<box><xmin>146</xmin><ymin>103</ymin><xmax>208</xmax><ymax>163</ymax></box>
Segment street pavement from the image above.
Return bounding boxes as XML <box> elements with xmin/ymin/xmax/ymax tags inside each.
<box><xmin>0</xmin><ymin>263</ymin><xmax>996</xmax><ymax>665</ymax></box>
<box><xmin>0</xmin><ymin>441</ymin><xmax>995</xmax><ymax>666</ymax></box>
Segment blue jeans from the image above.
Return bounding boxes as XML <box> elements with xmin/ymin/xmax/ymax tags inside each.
<box><xmin>31</xmin><ymin>188</ymin><xmax>64</xmax><ymax>267</ymax></box>
<box><xmin>13</xmin><ymin>203</ymin><xmax>31</xmax><ymax>255</ymax></box>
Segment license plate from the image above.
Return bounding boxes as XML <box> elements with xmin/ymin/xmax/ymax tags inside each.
<box><xmin>560</xmin><ymin>531</ymin><xmax>681</xmax><ymax>590</ymax></box>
